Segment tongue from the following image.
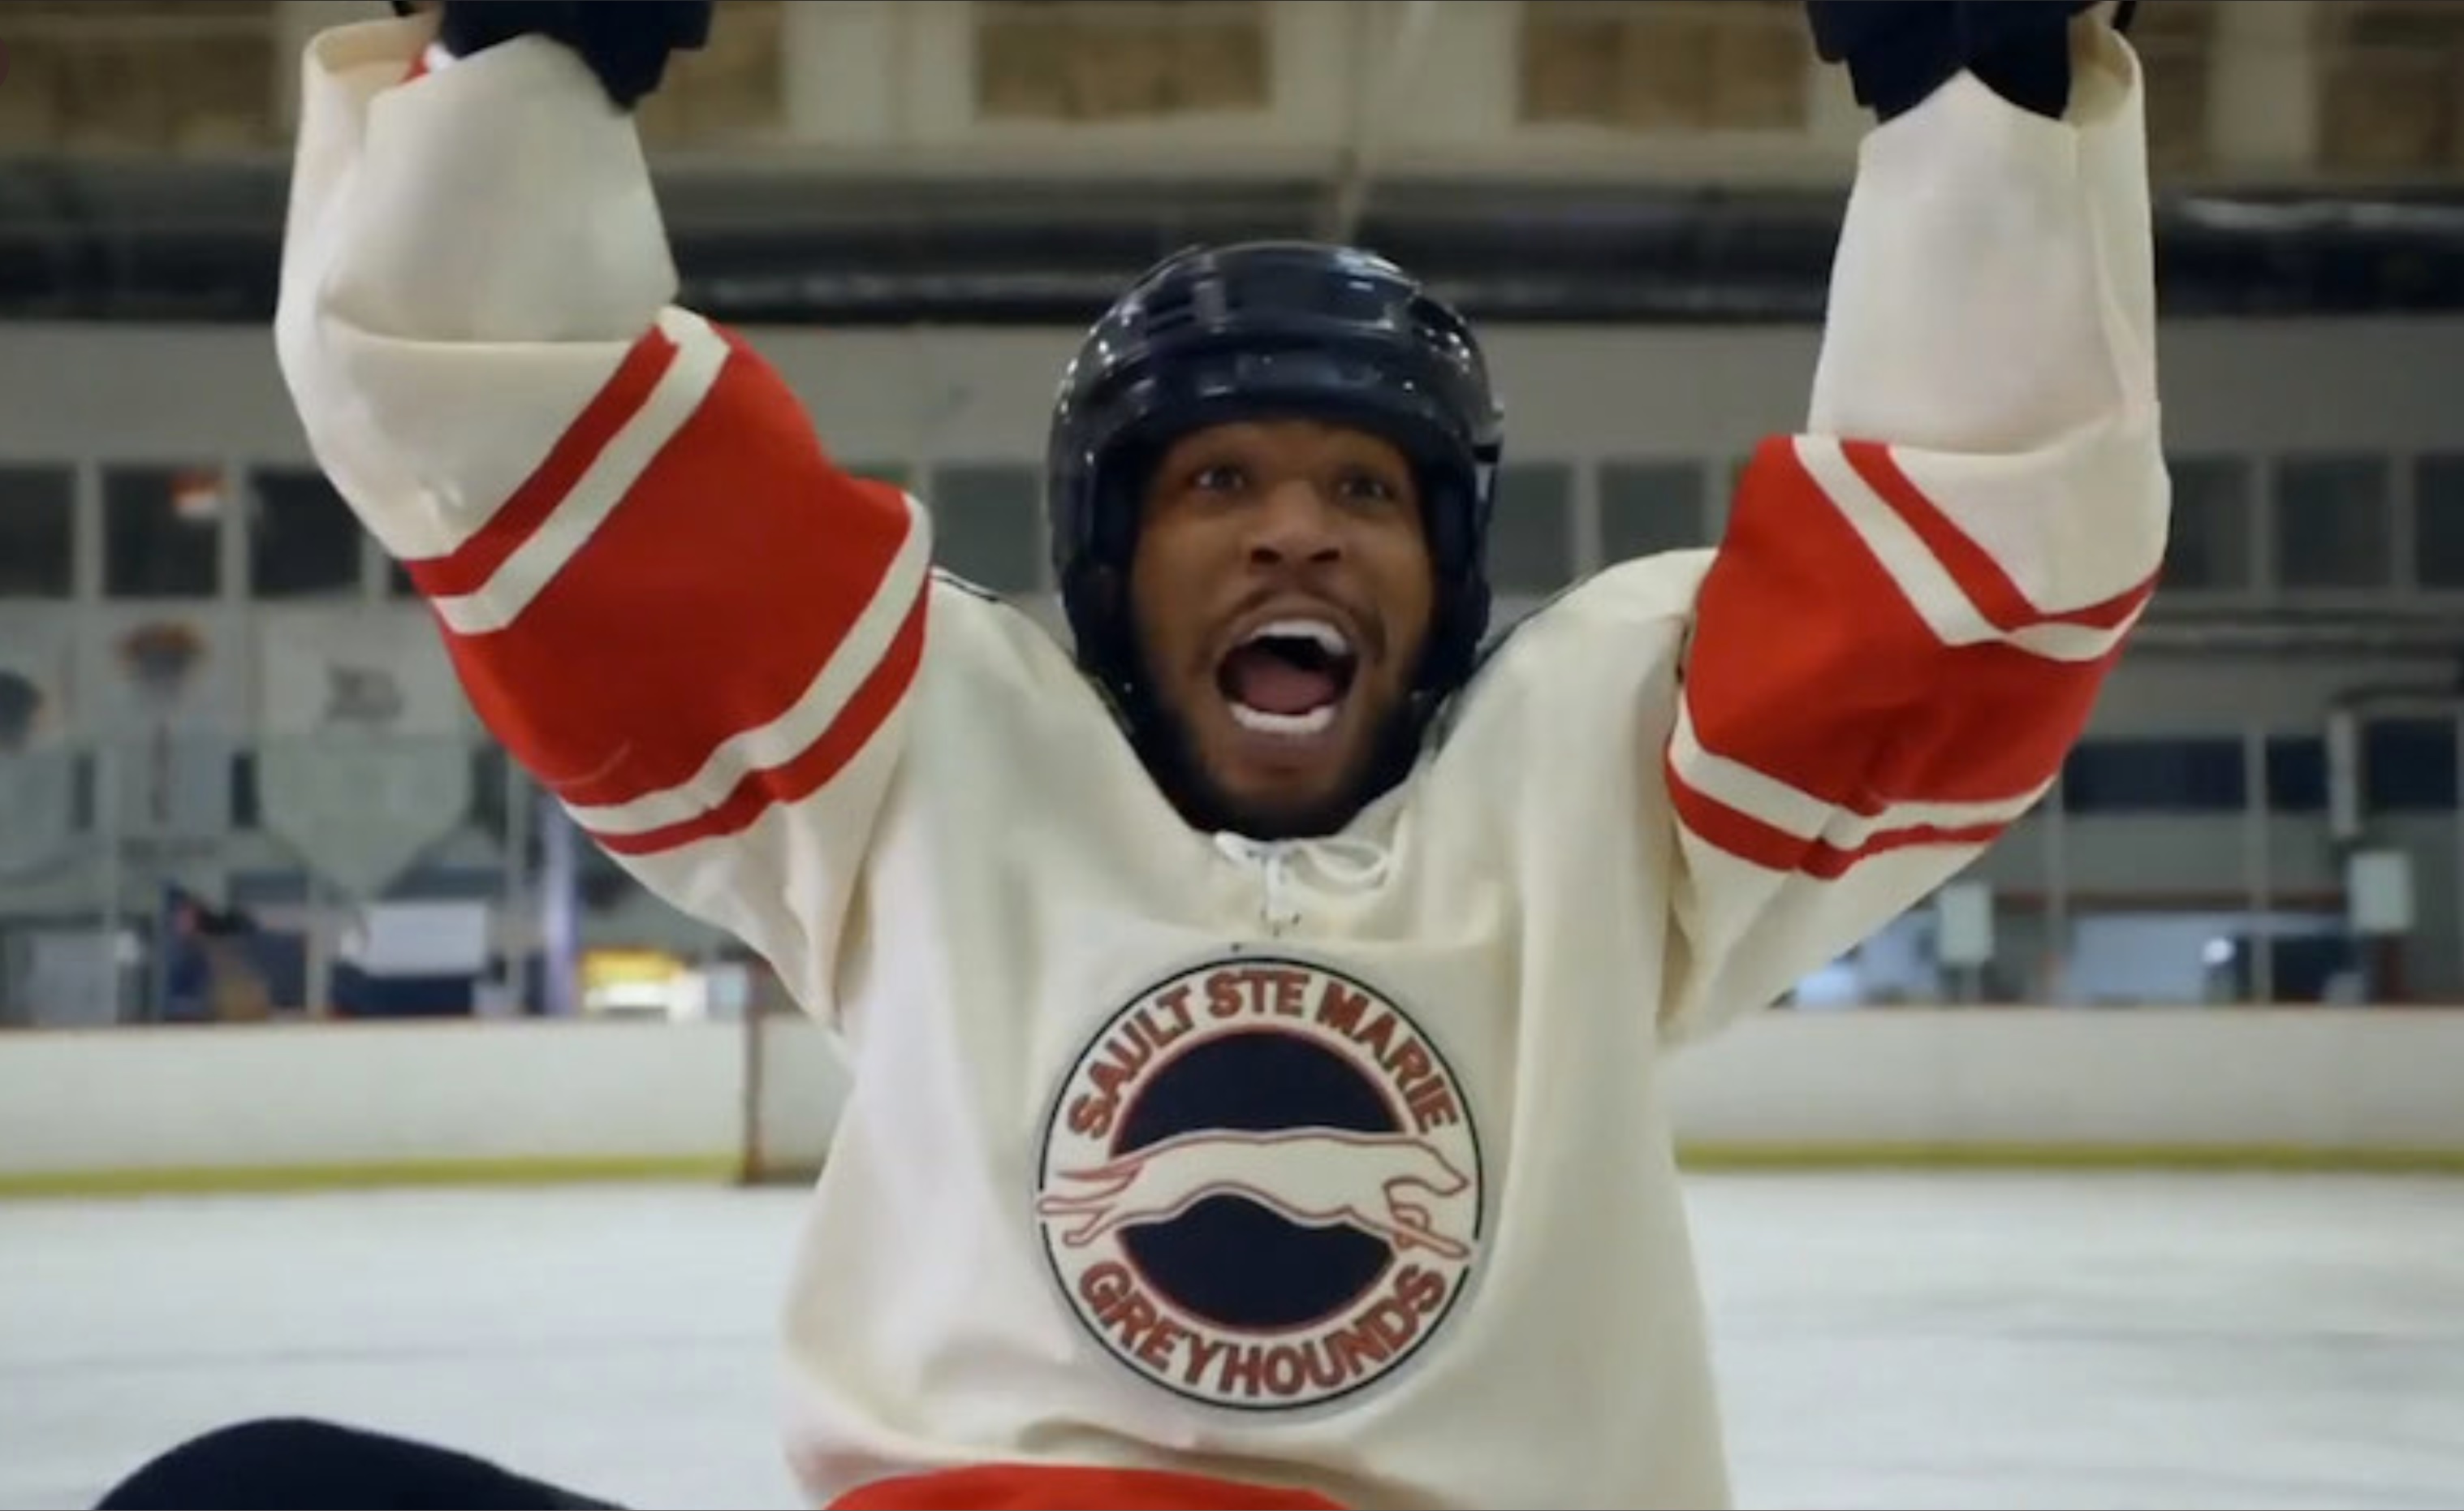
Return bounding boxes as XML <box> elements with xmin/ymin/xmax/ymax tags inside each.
<box><xmin>1223</xmin><ymin>645</ymin><xmax>1341</xmax><ymax>716</ymax></box>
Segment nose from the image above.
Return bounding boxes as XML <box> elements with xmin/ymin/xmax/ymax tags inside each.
<box><xmin>1245</xmin><ymin>479</ymin><xmax>1343</xmax><ymax>567</ymax></box>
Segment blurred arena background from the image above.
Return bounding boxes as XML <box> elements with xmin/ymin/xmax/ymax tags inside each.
<box><xmin>0</xmin><ymin>3</ymin><xmax>2460</xmax><ymax>1507</ymax></box>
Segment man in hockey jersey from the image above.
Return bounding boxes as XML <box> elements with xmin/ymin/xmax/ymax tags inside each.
<box><xmin>101</xmin><ymin>1</ymin><xmax>2165</xmax><ymax>1508</ymax></box>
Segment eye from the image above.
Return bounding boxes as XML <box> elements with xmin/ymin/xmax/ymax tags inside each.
<box><xmin>1189</xmin><ymin>461</ymin><xmax>1249</xmax><ymax>496</ymax></box>
<box><xmin>1334</xmin><ymin>467</ymin><xmax>1405</xmax><ymax>507</ymax></box>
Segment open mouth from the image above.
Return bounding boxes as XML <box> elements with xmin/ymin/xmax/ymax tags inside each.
<box><xmin>1215</xmin><ymin>618</ymin><xmax>1359</xmax><ymax>739</ymax></box>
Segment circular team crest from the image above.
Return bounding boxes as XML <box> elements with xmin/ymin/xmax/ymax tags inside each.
<box><xmin>1033</xmin><ymin>956</ymin><xmax>1483</xmax><ymax>1412</ymax></box>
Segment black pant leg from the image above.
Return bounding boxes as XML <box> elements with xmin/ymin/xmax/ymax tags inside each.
<box><xmin>95</xmin><ymin>1418</ymin><xmax>623</xmax><ymax>1510</ymax></box>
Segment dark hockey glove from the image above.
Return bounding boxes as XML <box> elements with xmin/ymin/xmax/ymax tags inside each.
<box><xmin>1806</xmin><ymin>1</ymin><xmax>2139</xmax><ymax>123</ymax></box>
<box><xmin>400</xmin><ymin>2</ymin><xmax>714</xmax><ymax>110</ymax></box>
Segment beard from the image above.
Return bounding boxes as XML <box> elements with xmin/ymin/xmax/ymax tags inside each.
<box><xmin>1130</xmin><ymin>689</ymin><xmax>1427</xmax><ymax>842</ymax></box>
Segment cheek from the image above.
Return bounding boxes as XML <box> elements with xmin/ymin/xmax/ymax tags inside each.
<box><xmin>1124</xmin><ymin>549</ymin><xmax>1162</xmax><ymax>636</ymax></box>
<box><xmin>1128</xmin><ymin>533</ymin><xmax>1204</xmax><ymax>673</ymax></box>
<box><xmin>1378</xmin><ymin>534</ymin><xmax>1440</xmax><ymax>669</ymax></box>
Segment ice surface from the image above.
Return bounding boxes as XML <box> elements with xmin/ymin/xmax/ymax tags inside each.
<box><xmin>3</xmin><ymin>1172</ymin><xmax>2458</xmax><ymax>1509</ymax></box>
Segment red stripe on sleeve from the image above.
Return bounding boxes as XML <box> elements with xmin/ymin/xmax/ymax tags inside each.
<box><xmin>1664</xmin><ymin>750</ymin><xmax>2013</xmax><ymax>879</ymax></box>
<box><xmin>434</xmin><ymin>329</ymin><xmax>916</xmax><ymax>814</ymax></box>
<box><xmin>1685</xmin><ymin>436</ymin><xmax>2120</xmax><ymax>818</ymax></box>
<box><xmin>403</xmin><ymin>323</ymin><xmax>681</xmax><ymax>601</ymax></box>
<box><xmin>1840</xmin><ymin>439</ymin><xmax>2155</xmax><ymax>633</ymax></box>
<box><xmin>590</xmin><ymin>584</ymin><xmax>926</xmax><ymax>857</ymax></box>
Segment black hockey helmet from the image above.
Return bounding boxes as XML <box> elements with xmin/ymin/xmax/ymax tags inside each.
<box><xmin>1045</xmin><ymin>241</ymin><xmax>1504</xmax><ymax>720</ymax></box>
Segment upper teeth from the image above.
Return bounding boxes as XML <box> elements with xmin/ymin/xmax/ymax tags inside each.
<box><xmin>1245</xmin><ymin>618</ymin><xmax>1350</xmax><ymax>657</ymax></box>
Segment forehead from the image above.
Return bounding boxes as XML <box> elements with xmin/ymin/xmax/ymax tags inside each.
<box><xmin>1155</xmin><ymin>417</ymin><xmax>1408</xmax><ymax>468</ymax></box>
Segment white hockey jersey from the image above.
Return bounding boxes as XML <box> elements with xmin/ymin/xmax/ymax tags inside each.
<box><xmin>275</xmin><ymin>14</ymin><xmax>2167</xmax><ymax>1510</ymax></box>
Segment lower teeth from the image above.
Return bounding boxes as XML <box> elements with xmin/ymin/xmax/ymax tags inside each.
<box><xmin>1231</xmin><ymin>702</ymin><xmax>1336</xmax><ymax>736</ymax></box>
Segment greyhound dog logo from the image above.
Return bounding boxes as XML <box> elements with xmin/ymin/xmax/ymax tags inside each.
<box><xmin>1033</xmin><ymin>957</ymin><xmax>1483</xmax><ymax>1412</ymax></box>
<box><xmin>1038</xmin><ymin>1129</ymin><xmax>1473</xmax><ymax>1259</ymax></box>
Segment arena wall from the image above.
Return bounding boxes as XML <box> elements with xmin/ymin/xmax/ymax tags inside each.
<box><xmin>6</xmin><ymin>1008</ymin><xmax>2459</xmax><ymax>1198</ymax></box>
<box><xmin>8</xmin><ymin>316</ymin><xmax>2464</xmax><ymax>1193</ymax></box>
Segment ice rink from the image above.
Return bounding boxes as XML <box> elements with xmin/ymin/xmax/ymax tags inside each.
<box><xmin>5</xmin><ymin>1171</ymin><xmax>2460</xmax><ymax>1511</ymax></box>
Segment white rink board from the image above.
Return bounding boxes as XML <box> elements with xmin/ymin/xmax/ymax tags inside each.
<box><xmin>4</xmin><ymin>1009</ymin><xmax>2462</xmax><ymax>1194</ymax></box>
<box><xmin>0</xmin><ymin>1020</ymin><xmax>762</xmax><ymax>1190</ymax></box>
<box><xmin>1663</xmin><ymin>1008</ymin><xmax>2464</xmax><ymax>1160</ymax></box>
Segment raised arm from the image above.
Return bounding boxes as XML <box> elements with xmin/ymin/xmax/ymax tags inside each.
<box><xmin>273</xmin><ymin>8</ymin><xmax>930</xmax><ymax>1010</ymax></box>
<box><xmin>1659</xmin><ymin>2</ymin><xmax>2167</xmax><ymax>1038</ymax></box>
